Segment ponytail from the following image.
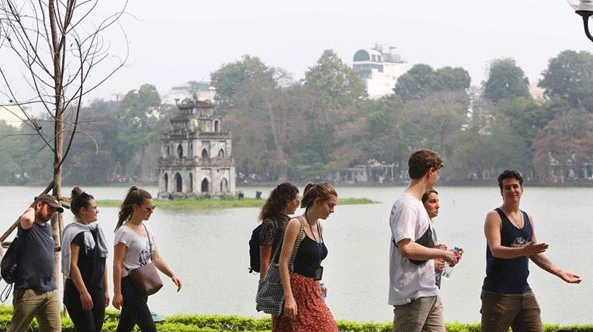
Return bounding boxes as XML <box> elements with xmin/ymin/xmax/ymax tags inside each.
<box><xmin>115</xmin><ymin>186</ymin><xmax>152</xmax><ymax>231</ymax></box>
<box><xmin>300</xmin><ymin>182</ymin><xmax>337</xmax><ymax>209</ymax></box>
<box><xmin>70</xmin><ymin>186</ymin><xmax>94</xmax><ymax>218</ymax></box>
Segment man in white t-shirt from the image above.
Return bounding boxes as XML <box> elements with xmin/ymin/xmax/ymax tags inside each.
<box><xmin>388</xmin><ymin>149</ymin><xmax>461</xmax><ymax>332</ymax></box>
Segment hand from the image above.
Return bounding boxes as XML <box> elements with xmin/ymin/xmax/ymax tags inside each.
<box><xmin>453</xmin><ymin>247</ymin><xmax>463</xmax><ymax>264</ymax></box>
<box><xmin>559</xmin><ymin>270</ymin><xmax>582</xmax><ymax>284</ymax></box>
<box><xmin>80</xmin><ymin>291</ymin><xmax>93</xmax><ymax>311</ymax></box>
<box><xmin>434</xmin><ymin>259</ymin><xmax>445</xmax><ymax>272</ymax></box>
<box><xmin>521</xmin><ymin>240</ymin><xmax>548</xmax><ymax>256</ymax></box>
<box><xmin>441</xmin><ymin>249</ymin><xmax>459</xmax><ymax>266</ymax></box>
<box><xmin>172</xmin><ymin>275</ymin><xmax>182</xmax><ymax>292</ymax></box>
<box><xmin>283</xmin><ymin>296</ymin><xmax>297</xmax><ymax>319</ymax></box>
<box><xmin>112</xmin><ymin>293</ymin><xmax>123</xmax><ymax>310</ymax></box>
<box><xmin>104</xmin><ymin>290</ymin><xmax>110</xmax><ymax>308</ymax></box>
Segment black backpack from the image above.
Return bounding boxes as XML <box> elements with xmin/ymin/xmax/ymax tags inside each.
<box><xmin>1</xmin><ymin>237</ymin><xmax>19</xmax><ymax>284</ymax></box>
<box><xmin>248</xmin><ymin>224</ymin><xmax>263</xmax><ymax>273</ymax></box>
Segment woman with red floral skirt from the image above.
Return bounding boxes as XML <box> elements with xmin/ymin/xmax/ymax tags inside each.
<box><xmin>274</xmin><ymin>183</ymin><xmax>339</xmax><ymax>332</ymax></box>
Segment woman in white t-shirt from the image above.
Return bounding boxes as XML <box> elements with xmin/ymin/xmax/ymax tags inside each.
<box><xmin>112</xmin><ymin>186</ymin><xmax>182</xmax><ymax>332</ymax></box>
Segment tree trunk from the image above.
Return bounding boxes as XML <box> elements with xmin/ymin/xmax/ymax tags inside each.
<box><xmin>264</xmin><ymin>95</ymin><xmax>287</xmax><ymax>182</ymax></box>
<box><xmin>49</xmin><ymin>0</ymin><xmax>65</xmax><ymax>293</ymax></box>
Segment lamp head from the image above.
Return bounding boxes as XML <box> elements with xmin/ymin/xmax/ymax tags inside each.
<box><xmin>569</xmin><ymin>0</ymin><xmax>593</xmax><ymax>14</ymax></box>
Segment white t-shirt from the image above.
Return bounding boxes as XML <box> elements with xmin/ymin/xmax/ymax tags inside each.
<box><xmin>114</xmin><ymin>223</ymin><xmax>156</xmax><ymax>277</ymax></box>
<box><xmin>388</xmin><ymin>192</ymin><xmax>438</xmax><ymax>305</ymax></box>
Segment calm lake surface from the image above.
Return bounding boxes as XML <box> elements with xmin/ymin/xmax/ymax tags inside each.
<box><xmin>0</xmin><ymin>185</ymin><xmax>590</xmax><ymax>324</ymax></box>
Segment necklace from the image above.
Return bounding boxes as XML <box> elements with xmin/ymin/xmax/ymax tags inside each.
<box><xmin>303</xmin><ymin>212</ymin><xmax>319</xmax><ymax>242</ymax></box>
<box><xmin>506</xmin><ymin>210</ymin><xmax>523</xmax><ymax>228</ymax></box>
<box><xmin>303</xmin><ymin>212</ymin><xmax>324</xmax><ymax>261</ymax></box>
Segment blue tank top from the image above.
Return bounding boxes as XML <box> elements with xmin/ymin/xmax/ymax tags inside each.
<box><xmin>482</xmin><ymin>208</ymin><xmax>532</xmax><ymax>294</ymax></box>
<box><xmin>292</xmin><ymin>236</ymin><xmax>328</xmax><ymax>278</ymax></box>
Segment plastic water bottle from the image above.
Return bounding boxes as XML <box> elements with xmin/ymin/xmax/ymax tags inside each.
<box><xmin>441</xmin><ymin>246</ymin><xmax>461</xmax><ymax>279</ymax></box>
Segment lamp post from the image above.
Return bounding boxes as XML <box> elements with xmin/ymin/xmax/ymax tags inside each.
<box><xmin>568</xmin><ymin>0</ymin><xmax>593</xmax><ymax>42</ymax></box>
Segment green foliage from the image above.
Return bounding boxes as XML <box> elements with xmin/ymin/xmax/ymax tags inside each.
<box><xmin>5</xmin><ymin>50</ymin><xmax>593</xmax><ymax>186</ymax></box>
<box><xmin>483</xmin><ymin>58</ymin><xmax>530</xmax><ymax>104</ymax></box>
<box><xmin>539</xmin><ymin>49</ymin><xmax>593</xmax><ymax>111</ymax></box>
<box><xmin>0</xmin><ymin>308</ymin><xmax>590</xmax><ymax>332</ymax></box>
<box><xmin>210</xmin><ymin>55</ymin><xmax>272</xmax><ymax>116</ymax></box>
<box><xmin>97</xmin><ymin>197</ymin><xmax>375</xmax><ymax>209</ymax></box>
<box><xmin>434</xmin><ymin>67</ymin><xmax>471</xmax><ymax>91</ymax></box>
<box><xmin>304</xmin><ymin>49</ymin><xmax>367</xmax><ymax>111</ymax></box>
<box><xmin>533</xmin><ymin>109</ymin><xmax>593</xmax><ymax>183</ymax></box>
<box><xmin>394</xmin><ymin>64</ymin><xmax>470</xmax><ymax>101</ymax></box>
<box><xmin>448</xmin><ymin>100</ymin><xmax>529</xmax><ymax>181</ymax></box>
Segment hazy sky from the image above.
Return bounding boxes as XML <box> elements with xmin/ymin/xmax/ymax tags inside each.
<box><xmin>70</xmin><ymin>0</ymin><xmax>593</xmax><ymax>101</ymax></box>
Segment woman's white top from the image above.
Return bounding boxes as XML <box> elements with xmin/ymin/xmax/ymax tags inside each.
<box><xmin>114</xmin><ymin>223</ymin><xmax>155</xmax><ymax>277</ymax></box>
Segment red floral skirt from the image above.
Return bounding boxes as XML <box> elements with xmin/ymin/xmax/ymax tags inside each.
<box><xmin>272</xmin><ymin>273</ymin><xmax>338</xmax><ymax>332</ymax></box>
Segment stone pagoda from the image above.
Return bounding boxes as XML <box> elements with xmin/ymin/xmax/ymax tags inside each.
<box><xmin>158</xmin><ymin>95</ymin><xmax>235</xmax><ymax>198</ymax></box>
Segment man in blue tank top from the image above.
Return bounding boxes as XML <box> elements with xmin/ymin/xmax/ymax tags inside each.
<box><xmin>481</xmin><ymin>170</ymin><xmax>581</xmax><ymax>332</ymax></box>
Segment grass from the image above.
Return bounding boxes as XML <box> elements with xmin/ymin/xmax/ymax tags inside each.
<box><xmin>97</xmin><ymin>197</ymin><xmax>377</xmax><ymax>209</ymax></box>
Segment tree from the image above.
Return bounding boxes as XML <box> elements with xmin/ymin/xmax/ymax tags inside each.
<box><xmin>117</xmin><ymin>84</ymin><xmax>162</xmax><ymax>180</ymax></box>
<box><xmin>394</xmin><ymin>64</ymin><xmax>437</xmax><ymax>101</ymax></box>
<box><xmin>495</xmin><ymin>97</ymin><xmax>564</xmax><ymax>162</ymax></box>
<box><xmin>449</xmin><ymin>98</ymin><xmax>528</xmax><ymax>181</ymax></box>
<box><xmin>483</xmin><ymin>58</ymin><xmax>530</xmax><ymax>104</ymax></box>
<box><xmin>539</xmin><ymin>50</ymin><xmax>593</xmax><ymax>111</ymax></box>
<box><xmin>219</xmin><ymin>61</ymin><xmax>310</xmax><ymax>182</ymax></box>
<box><xmin>304</xmin><ymin>50</ymin><xmax>367</xmax><ymax>110</ymax></box>
<box><xmin>210</xmin><ymin>55</ymin><xmax>271</xmax><ymax>116</ymax></box>
<box><xmin>0</xmin><ymin>0</ymin><xmax>127</xmax><ymax>282</ymax></box>
<box><xmin>434</xmin><ymin>67</ymin><xmax>471</xmax><ymax>91</ymax></box>
<box><xmin>533</xmin><ymin>110</ymin><xmax>593</xmax><ymax>183</ymax></box>
<box><xmin>394</xmin><ymin>65</ymin><xmax>470</xmax><ymax>101</ymax></box>
<box><xmin>401</xmin><ymin>90</ymin><xmax>469</xmax><ymax>160</ymax></box>
<box><xmin>0</xmin><ymin>121</ymin><xmax>27</xmax><ymax>184</ymax></box>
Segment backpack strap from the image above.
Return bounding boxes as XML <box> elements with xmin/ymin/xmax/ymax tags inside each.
<box><xmin>288</xmin><ymin>216</ymin><xmax>306</xmax><ymax>271</ymax></box>
<box><xmin>270</xmin><ymin>216</ymin><xmax>305</xmax><ymax>271</ymax></box>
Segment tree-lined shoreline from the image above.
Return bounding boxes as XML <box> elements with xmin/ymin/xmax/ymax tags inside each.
<box><xmin>1</xmin><ymin>50</ymin><xmax>592</xmax><ymax>187</ymax></box>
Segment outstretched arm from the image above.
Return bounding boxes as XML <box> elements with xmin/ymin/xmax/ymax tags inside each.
<box><xmin>530</xmin><ymin>253</ymin><xmax>581</xmax><ymax>283</ymax></box>
<box><xmin>528</xmin><ymin>215</ymin><xmax>581</xmax><ymax>284</ymax></box>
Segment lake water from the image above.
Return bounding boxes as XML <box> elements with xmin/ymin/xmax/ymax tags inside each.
<box><xmin>0</xmin><ymin>185</ymin><xmax>591</xmax><ymax>325</ymax></box>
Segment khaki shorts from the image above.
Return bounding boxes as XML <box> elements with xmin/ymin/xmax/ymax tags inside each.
<box><xmin>392</xmin><ymin>295</ymin><xmax>445</xmax><ymax>332</ymax></box>
<box><xmin>480</xmin><ymin>290</ymin><xmax>542</xmax><ymax>332</ymax></box>
<box><xmin>9</xmin><ymin>288</ymin><xmax>61</xmax><ymax>332</ymax></box>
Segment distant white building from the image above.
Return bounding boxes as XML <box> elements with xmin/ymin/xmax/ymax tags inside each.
<box><xmin>353</xmin><ymin>44</ymin><xmax>410</xmax><ymax>99</ymax></box>
<box><xmin>162</xmin><ymin>81</ymin><xmax>215</xmax><ymax>105</ymax></box>
<box><xmin>0</xmin><ymin>104</ymin><xmax>29</xmax><ymax>128</ymax></box>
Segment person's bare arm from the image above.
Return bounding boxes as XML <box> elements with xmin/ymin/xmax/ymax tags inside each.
<box><xmin>398</xmin><ymin>239</ymin><xmax>457</xmax><ymax>265</ymax></box>
<box><xmin>152</xmin><ymin>243</ymin><xmax>182</xmax><ymax>292</ymax></box>
<box><xmin>112</xmin><ymin>243</ymin><xmax>127</xmax><ymax>310</ymax></box>
<box><xmin>19</xmin><ymin>207</ymin><xmax>35</xmax><ymax>230</ymax></box>
<box><xmin>259</xmin><ymin>245</ymin><xmax>272</xmax><ymax>280</ymax></box>
<box><xmin>528</xmin><ymin>214</ymin><xmax>581</xmax><ymax>283</ymax></box>
<box><xmin>278</xmin><ymin>218</ymin><xmax>300</xmax><ymax>319</ymax></box>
